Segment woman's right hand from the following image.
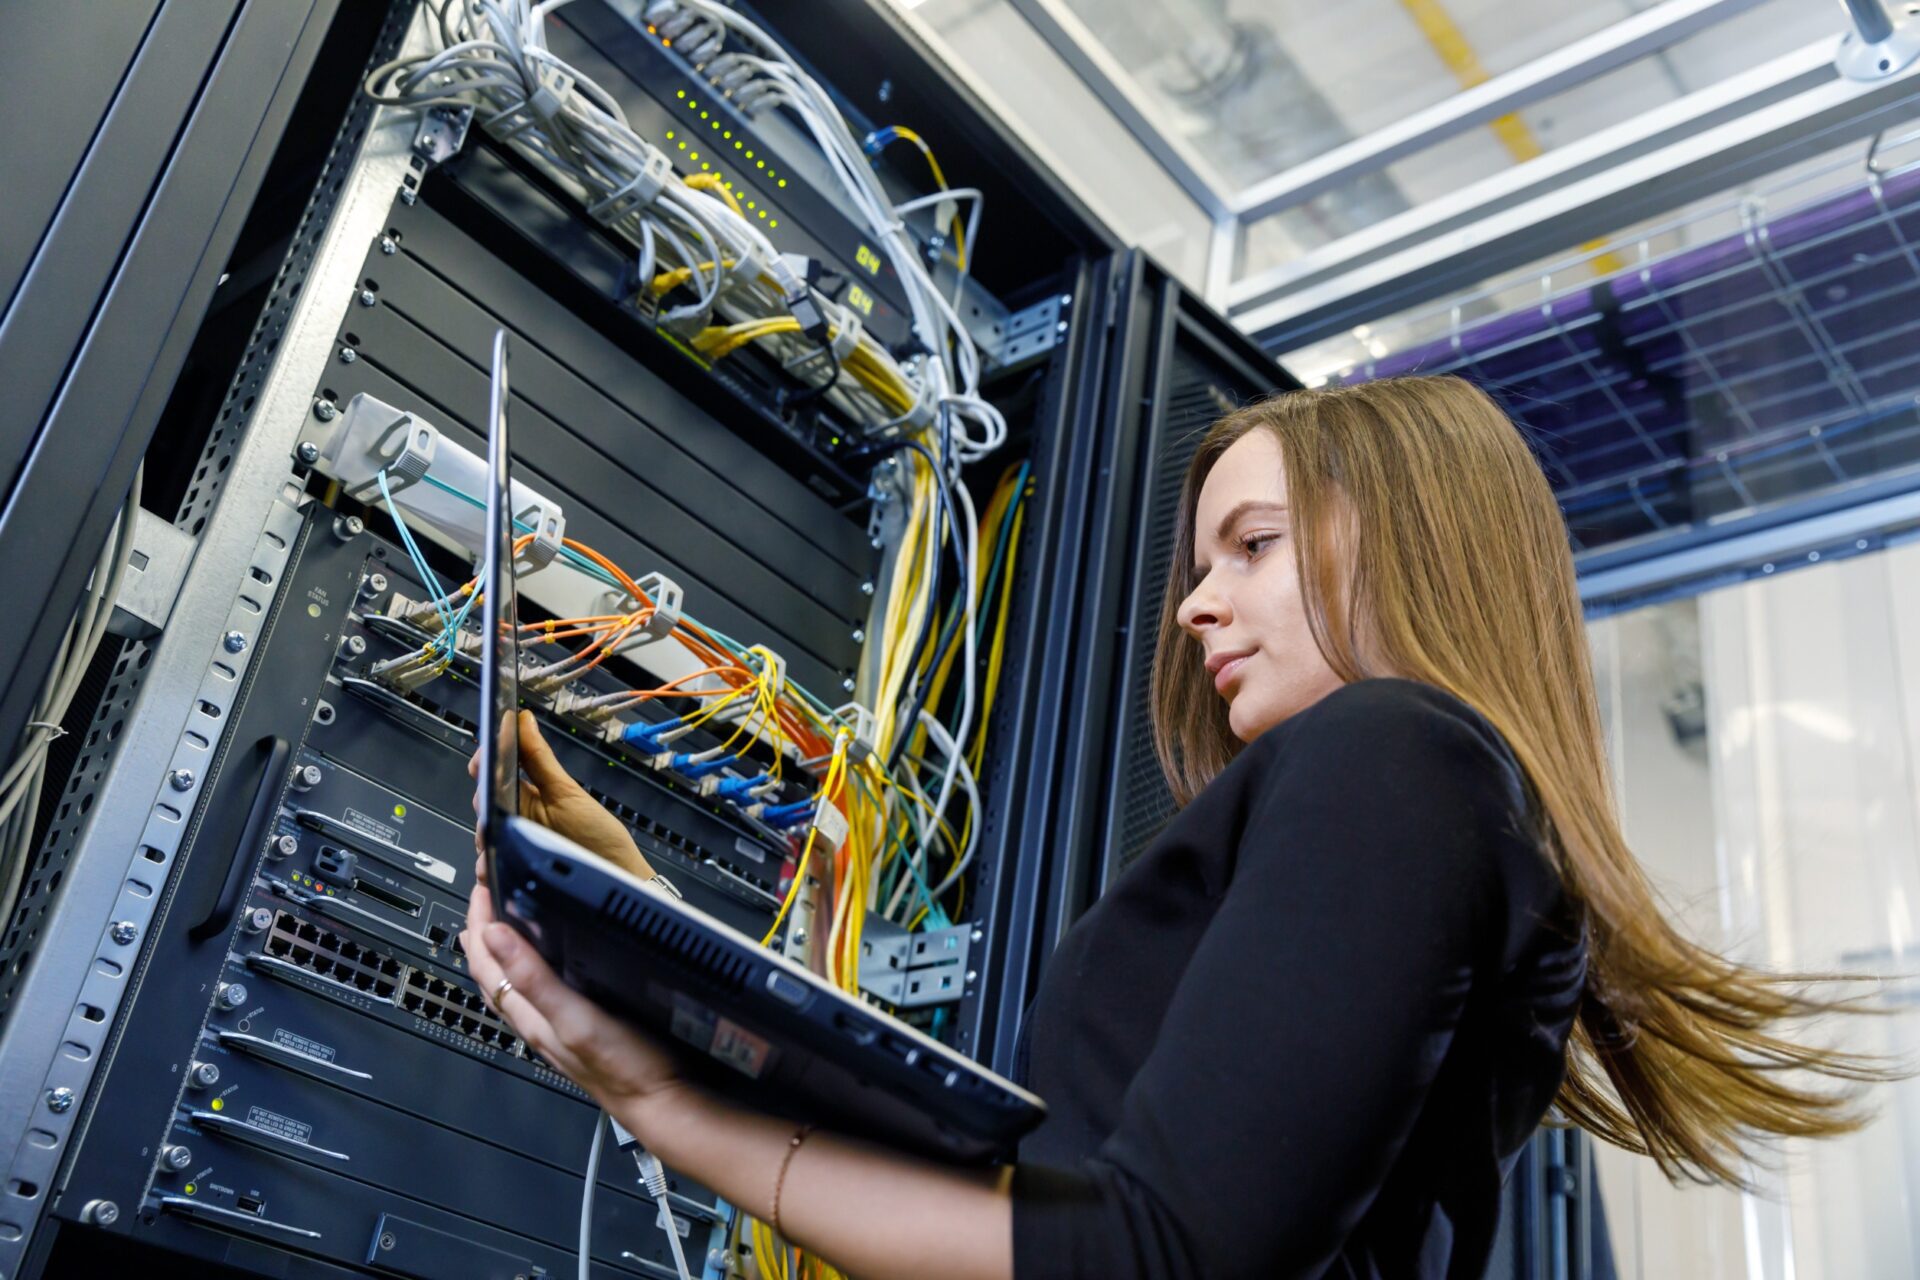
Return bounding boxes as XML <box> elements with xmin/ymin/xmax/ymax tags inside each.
<box><xmin>469</xmin><ymin>709</ymin><xmax>653</xmax><ymax>884</ymax></box>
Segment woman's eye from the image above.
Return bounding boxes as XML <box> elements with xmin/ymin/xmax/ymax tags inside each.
<box><xmin>1240</xmin><ymin>534</ymin><xmax>1278</xmax><ymax>558</ymax></box>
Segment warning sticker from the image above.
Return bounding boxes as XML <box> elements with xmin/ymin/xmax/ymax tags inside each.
<box><xmin>245</xmin><ymin>1106</ymin><xmax>313</xmax><ymax>1145</ymax></box>
<box><xmin>710</xmin><ymin>1018</ymin><xmax>772</xmax><ymax>1079</ymax></box>
<box><xmin>343</xmin><ymin>807</ymin><xmax>401</xmax><ymax>843</ymax></box>
<box><xmin>664</xmin><ymin>991</ymin><xmax>775</xmax><ymax>1079</ymax></box>
<box><xmin>271</xmin><ymin>1029</ymin><xmax>336</xmax><ymax>1063</ymax></box>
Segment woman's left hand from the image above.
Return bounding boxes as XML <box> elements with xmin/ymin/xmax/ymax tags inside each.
<box><xmin>462</xmin><ymin>880</ymin><xmax>689</xmax><ymax>1113</ymax></box>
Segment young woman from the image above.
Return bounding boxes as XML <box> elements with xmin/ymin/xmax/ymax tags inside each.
<box><xmin>463</xmin><ymin>376</ymin><xmax>1887</xmax><ymax>1279</ymax></box>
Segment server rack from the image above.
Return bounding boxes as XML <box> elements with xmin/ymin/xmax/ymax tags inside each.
<box><xmin>0</xmin><ymin>2</ymin><xmax>1299</xmax><ymax>1276</ymax></box>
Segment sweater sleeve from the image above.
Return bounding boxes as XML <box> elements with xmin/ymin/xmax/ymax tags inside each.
<box><xmin>1011</xmin><ymin>681</ymin><xmax>1528</xmax><ymax>1279</ymax></box>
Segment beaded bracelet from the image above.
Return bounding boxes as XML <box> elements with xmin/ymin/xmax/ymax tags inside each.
<box><xmin>771</xmin><ymin>1123</ymin><xmax>816</xmax><ymax>1236</ymax></box>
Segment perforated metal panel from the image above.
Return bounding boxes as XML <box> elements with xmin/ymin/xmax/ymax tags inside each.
<box><xmin>1111</xmin><ymin>340</ymin><xmax>1251</xmax><ymax>878</ymax></box>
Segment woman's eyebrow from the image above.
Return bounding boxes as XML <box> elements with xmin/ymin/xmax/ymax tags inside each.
<box><xmin>1212</xmin><ymin>500</ymin><xmax>1288</xmax><ymax>543</ymax></box>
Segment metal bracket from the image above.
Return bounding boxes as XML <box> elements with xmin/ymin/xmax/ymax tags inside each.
<box><xmin>106</xmin><ymin>510</ymin><xmax>198</xmax><ymax>640</ymax></box>
<box><xmin>410</xmin><ymin>104</ymin><xmax>473</xmax><ymax>167</ymax></box>
<box><xmin>988</xmin><ymin>293</ymin><xmax>1069</xmax><ymax>371</ymax></box>
<box><xmin>858</xmin><ymin>917</ymin><xmax>971</xmax><ymax>1008</ymax></box>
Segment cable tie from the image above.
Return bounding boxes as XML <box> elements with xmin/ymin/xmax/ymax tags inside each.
<box><xmin>26</xmin><ymin>721</ymin><xmax>67</xmax><ymax>742</ymax></box>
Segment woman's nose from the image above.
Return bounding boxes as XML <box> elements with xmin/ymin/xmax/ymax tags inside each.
<box><xmin>1177</xmin><ymin>576</ymin><xmax>1229</xmax><ymax>634</ymax></box>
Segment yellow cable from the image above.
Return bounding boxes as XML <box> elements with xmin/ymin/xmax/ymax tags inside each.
<box><xmin>759</xmin><ymin>745</ymin><xmax>846</xmax><ymax>947</ymax></box>
<box><xmin>682</xmin><ymin>170</ymin><xmax>743</xmax><ymax>216</ymax></box>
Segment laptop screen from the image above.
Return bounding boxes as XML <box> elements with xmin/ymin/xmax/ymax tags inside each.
<box><xmin>477</xmin><ymin>329</ymin><xmax>519</xmax><ymax>885</ymax></box>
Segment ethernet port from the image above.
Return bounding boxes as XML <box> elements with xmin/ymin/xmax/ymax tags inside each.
<box><xmin>459</xmin><ymin>1016</ymin><xmax>480</xmax><ymax>1036</ymax></box>
<box><xmin>400</xmin><ymin>991</ymin><xmax>423</xmax><ymax>1013</ymax></box>
<box><xmin>297</xmin><ymin>921</ymin><xmax>321</xmax><ymax>943</ymax></box>
<box><xmin>405</xmin><ymin>970</ymin><xmax>428</xmax><ymax>989</ymax></box>
<box><xmin>337</xmin><ymin>941</ymin><xmax>361</xmax><ymax>963</ymax></box>
<box><xmin>476</xmin><ymin>1025</ymin><xmax>498</xmax><ymax>1044</ymax></box>
<box><xmin>267</xmin><ymin>935</ymin><xmax>291</xmax><ymax>957</ymax></box>
<box><xmin>381</xmin><ymin>957</ymin><xmax>402</xmax><ymax>977</ymax></box>
<box><xmin>289</xmin><ymin>945</ymin><xmax>313</xmax><ymax>967</ymax></box>
<box><xmin>352</xmin><ymin>970</ymin><xmax>375</xmax><ymax>991</ymax></box>
<box><xmin>437</xmin><ymin>1006</ymin><xmax>460</xmax><ymax>1027</ymax></box>
<box><xmin>374</xmin><ymin>979</ymin><xmax>397</xmax><ymax>999</ymax></box>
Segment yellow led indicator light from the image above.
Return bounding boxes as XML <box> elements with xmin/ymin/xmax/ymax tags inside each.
<box><xmin>393</xmin><ymin>803</ymin><xmax>406</xmax><ymax>818</ymax></box>
<box><xmin>688</xmin><ymin>99</ymin><xmax>698</xmax><ymax>109</ymax></box>
<box><xmin>746</xmin><ymin>200</ymin><xmax>755</xmax><ymax>210</ymax></box>
<box><xmin>677</xmin><ymin>141</ymin><xmax>686</xmax><ymax>151</ymax></box>
<box><xmin>184</xmin><ymin>1184</ymin><xmax>197</xmax><ymax>1196</ymax></box>
<box><xmin>710</xmin><ymin>120</ymin><xmax>719</xmax><ymax>130</ymax></box>
<box><xmin>676</xmin><ymin>90</ymin><xmax>685</xmax><ymax>99</ymax></box>
<box><xmin>723</xmin><ymin>130</ymin><xmax>732</xmax><ymax>139</ymax></box>
<box><xmin>847</xmin><ymin>284</ymin><xmax>875</xmax><ymax>316</ymax></box>
<box><xmin>757</xmin><ymin>210</ymin><xmax>767</xmax><ymax>219</ymax></box>
<box><xmin>665</xmin><ymin>130</ymin><xmax>674</xmax><ymax>139</ymax></box>
<box><xmin>856</xmin><ymin>244</ymin><xmax>883</xmax><ymax>275</ymax></box>
<box><xmin>756</xmin><ymin>160</ymin><xmax>765</xmax><ymax>169</ymax></box>
<box><xmin>701</xmin><ymin>162</ymin><xmax>711</xmax><ymax>170</ymax></box>
<box><xmin>210</xmin><ymin>1098</ymin><xmax>225</xmax><ymax>1112</ymax></box>
<box><xmin>745</xmin><ymin>150</ymin><xmax>754</xmax><ymax>159</ymax></box>
<box><xmin>733</xmin><ymin>141</ymin><xmax>743</xmax><ymax>151</ymax></box>
<box><xmin>699</xmin><ymin>110</ymin><xmax>709</xmax><ymax>120</ymax></box>
<box><xmin>769</xmin><ymin>219</ymin><xmax>779</xmax><ymax>228</ymax></box>
<box><xmin>777</xmin><ymin>179</ymin><xmax>787</xmax><ymax>188</ymax></box>
<box><xmin>689</xmin><ymin>151</ymin><xmax>699</xmax><ymax>161</ymax></box>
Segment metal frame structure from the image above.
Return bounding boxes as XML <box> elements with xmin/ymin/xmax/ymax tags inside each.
<box><xmin>0</xmin><ymin>14</ymin><xmax>426</xmax><ymax>1271</ymax></box>
<box><xmin>930</xmin><ymin>0</ymin><xmax>1920</xmax><ymax>334</ymax></box>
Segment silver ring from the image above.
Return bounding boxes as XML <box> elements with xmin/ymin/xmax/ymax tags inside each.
<box><xmin>490</xmin><ymin>976</ymin><xmax>514</xmax><ymax>1005</ymax></box>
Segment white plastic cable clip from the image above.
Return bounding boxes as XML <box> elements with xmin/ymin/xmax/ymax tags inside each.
<box><xmin>829</xmin><ymin>312</ymin><xmax>864</xmax><ymax>363</ymax></box>
<box><xmin>587</xmin><ymin>150</ymin><xmax>675</xmax><ymax>226</ymax></box>
<box><xmin>745</xmin><ymin>645</ymin><xmax>787</xmax><ymax>698</ymax></box>
<box><xmin>830</xmin><ymin>702</ymin><xmax>878</xmax><ymax>765</ymax></box>
<box><xmin>341</xmin><ymin>407</ymin><xmax>438</xmax><ymax>503</ymax></box>
<box><xmin>482</xmin><ymin>64</ymin><xmax>575</xmax><ymax>146</ymax></box>
<box><xmin>512</xmin><ymin>495</ymin><xmax>564</xmax><ymax>572</ymax></box>
<box><xmin>606</xmin><ymin>573</ymin><xmax>684</xmax><ymax>654</ymax></box>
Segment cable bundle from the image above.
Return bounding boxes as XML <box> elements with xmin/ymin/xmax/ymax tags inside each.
<box><xmin>0</xmin><ymin>470</ymin><xmax>143</xmax><ymax>942</ymax></box>
<box><xmin>364</xmin><ymin>0</ymin><xmax>932</xmax><ymax>431</ymax></box>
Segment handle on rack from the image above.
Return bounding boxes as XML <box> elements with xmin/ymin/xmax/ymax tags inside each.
<box><xmin>190</xmin><ymin>735</ymin><xmax>290</xmax><ymax>941</ymax></box>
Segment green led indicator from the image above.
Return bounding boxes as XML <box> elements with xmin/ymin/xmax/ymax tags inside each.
<box><xmin>733</xmin><ymin>140</ymin><xmax>743</xmax><ymax>150</ymax></box>
<box><xmin>677</xmin><ymin>141</ymin><xmax>687</xmax><ymax>151</ymax></box>
<box><xmin>711</xmin><ymin>120</ymin><xmax>719</xmax><ymax>130</ymax></box>
<box><xmin>699</xmin><ymin>110</ymin><xmax>709</xmax><ymax>120</ymax></box>
<box><xmin>688</xmin><ymin>99</ymin><xmax>698</xmax><ymax>109</ymax></box>
<box><xmin>769</xmin><ymin>219</ymin><xmax>779</xmax><ymax>228</ymax></box>
<box><xmin>778</xmin><ymin>179</ymin><xmax>787</xmax><ymax>188</ymax></box>
<box><xmin>701</xmin><ymin>162</ymin><xmax>711</xmax><ymax>170</ymax></box>
<box><xmin>676</xmin><ymin>89</ymin><xmax>686</xmax><ymax>99</ymax></box>
<box><xmin>393</xmin><ymin>803</ymin><xmax>407</xmax><ymax>818</ymax></box>
<box><xmin>723</xmin><ymin>130</ymin><xmax>732</xmax><ymax>139</ymax></box>
<box><xmin>756</xmin><ymin>160</ymin><xmax>765</xmax><ymax>169</ymax></box>
<box><xmin>689</xmin><ymin>151</ymin><xmax>699</xmax><ymax>161</ymax></box>
<box><xmin>665</xmin><ymin>130</ymin><xmax>674</xmax><ymax>139</ymax></box>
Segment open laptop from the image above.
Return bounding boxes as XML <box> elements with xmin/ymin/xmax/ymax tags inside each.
<box><xmin>474</xmin><ymin>330</ymin><xmax>1044</xmax><ymax>1162</ymax></box>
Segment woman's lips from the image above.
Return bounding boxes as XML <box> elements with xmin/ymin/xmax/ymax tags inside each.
<box><xmin>1213</xmin><ymin>653</ymin><xmax>1252</xmax><ymax>695</ymax></box>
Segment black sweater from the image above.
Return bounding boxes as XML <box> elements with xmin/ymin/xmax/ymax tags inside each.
<box><xmin>1010</xmin><ymin>679</ymin><xmax>1587</xmax><ymax>1279</ymax></box>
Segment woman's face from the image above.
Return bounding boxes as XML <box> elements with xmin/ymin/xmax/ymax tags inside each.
<box><xmin>1176</xmin><ymin>429</ymin><xmax>1344</xmax><ymax>742</ymax></box>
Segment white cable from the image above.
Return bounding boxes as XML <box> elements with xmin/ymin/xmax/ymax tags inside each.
<box><xmin>579</xmin><ymin>1112</ymin><xmax>606</xmax><ymax>1280</ymax></box>
<box><xmin>634</xmin><ymin>1150</ymin><xmax>694</xmax><ymax>1280</ymax></box>
<box><xmin>0</xmin><ymin>467</ymin><xmax>142</xmax><ymax>941</ymax></box>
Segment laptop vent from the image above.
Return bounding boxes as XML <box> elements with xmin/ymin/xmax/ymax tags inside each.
<box><xmin>600</xmin><ymin>888</ymin><xmax>751</xmax><ymax>994</ymax></box>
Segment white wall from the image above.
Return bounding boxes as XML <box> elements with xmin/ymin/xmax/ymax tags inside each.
<box><xmin>1589</xmin><ymin>541</ymin><xmax>1920</xmax><ymax>1279</ymax></box>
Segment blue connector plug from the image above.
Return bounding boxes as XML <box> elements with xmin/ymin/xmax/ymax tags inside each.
<box><xmin>671</xmin><ymin>752</ymin><xmax>737</xmax><ymax>780</ymax></box>
<box><xmin>620</xmin><ymin>716</ymin><xmax>682</xmax><ymax>754</ymax></box>
<box><xmin>711</xmin><ymin>773</ymin><xmax>775</xmax><ymax>803</ymax></box>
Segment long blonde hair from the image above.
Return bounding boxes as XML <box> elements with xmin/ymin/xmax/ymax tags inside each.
<box><xmin>1149</xmin><ymin>375</ymin><xmax>1895</xmax><ymax>1186</ymax></box>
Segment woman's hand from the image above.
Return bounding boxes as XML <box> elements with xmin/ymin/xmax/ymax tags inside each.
<box><xmin>462</xmin><ymin>877</ymin><xmax>689</xmax><ymax>1109</ymax></box>
<box><xmin>468</xmin><ymin>710</ymin><xmax>652</xmax><ymax>881</ymax></box>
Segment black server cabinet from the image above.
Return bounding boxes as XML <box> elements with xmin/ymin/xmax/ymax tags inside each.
<box><xmin>0</xmin><ymin>3</ymin><xmax>1354</xmax><ymax>1278</ymax></box>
